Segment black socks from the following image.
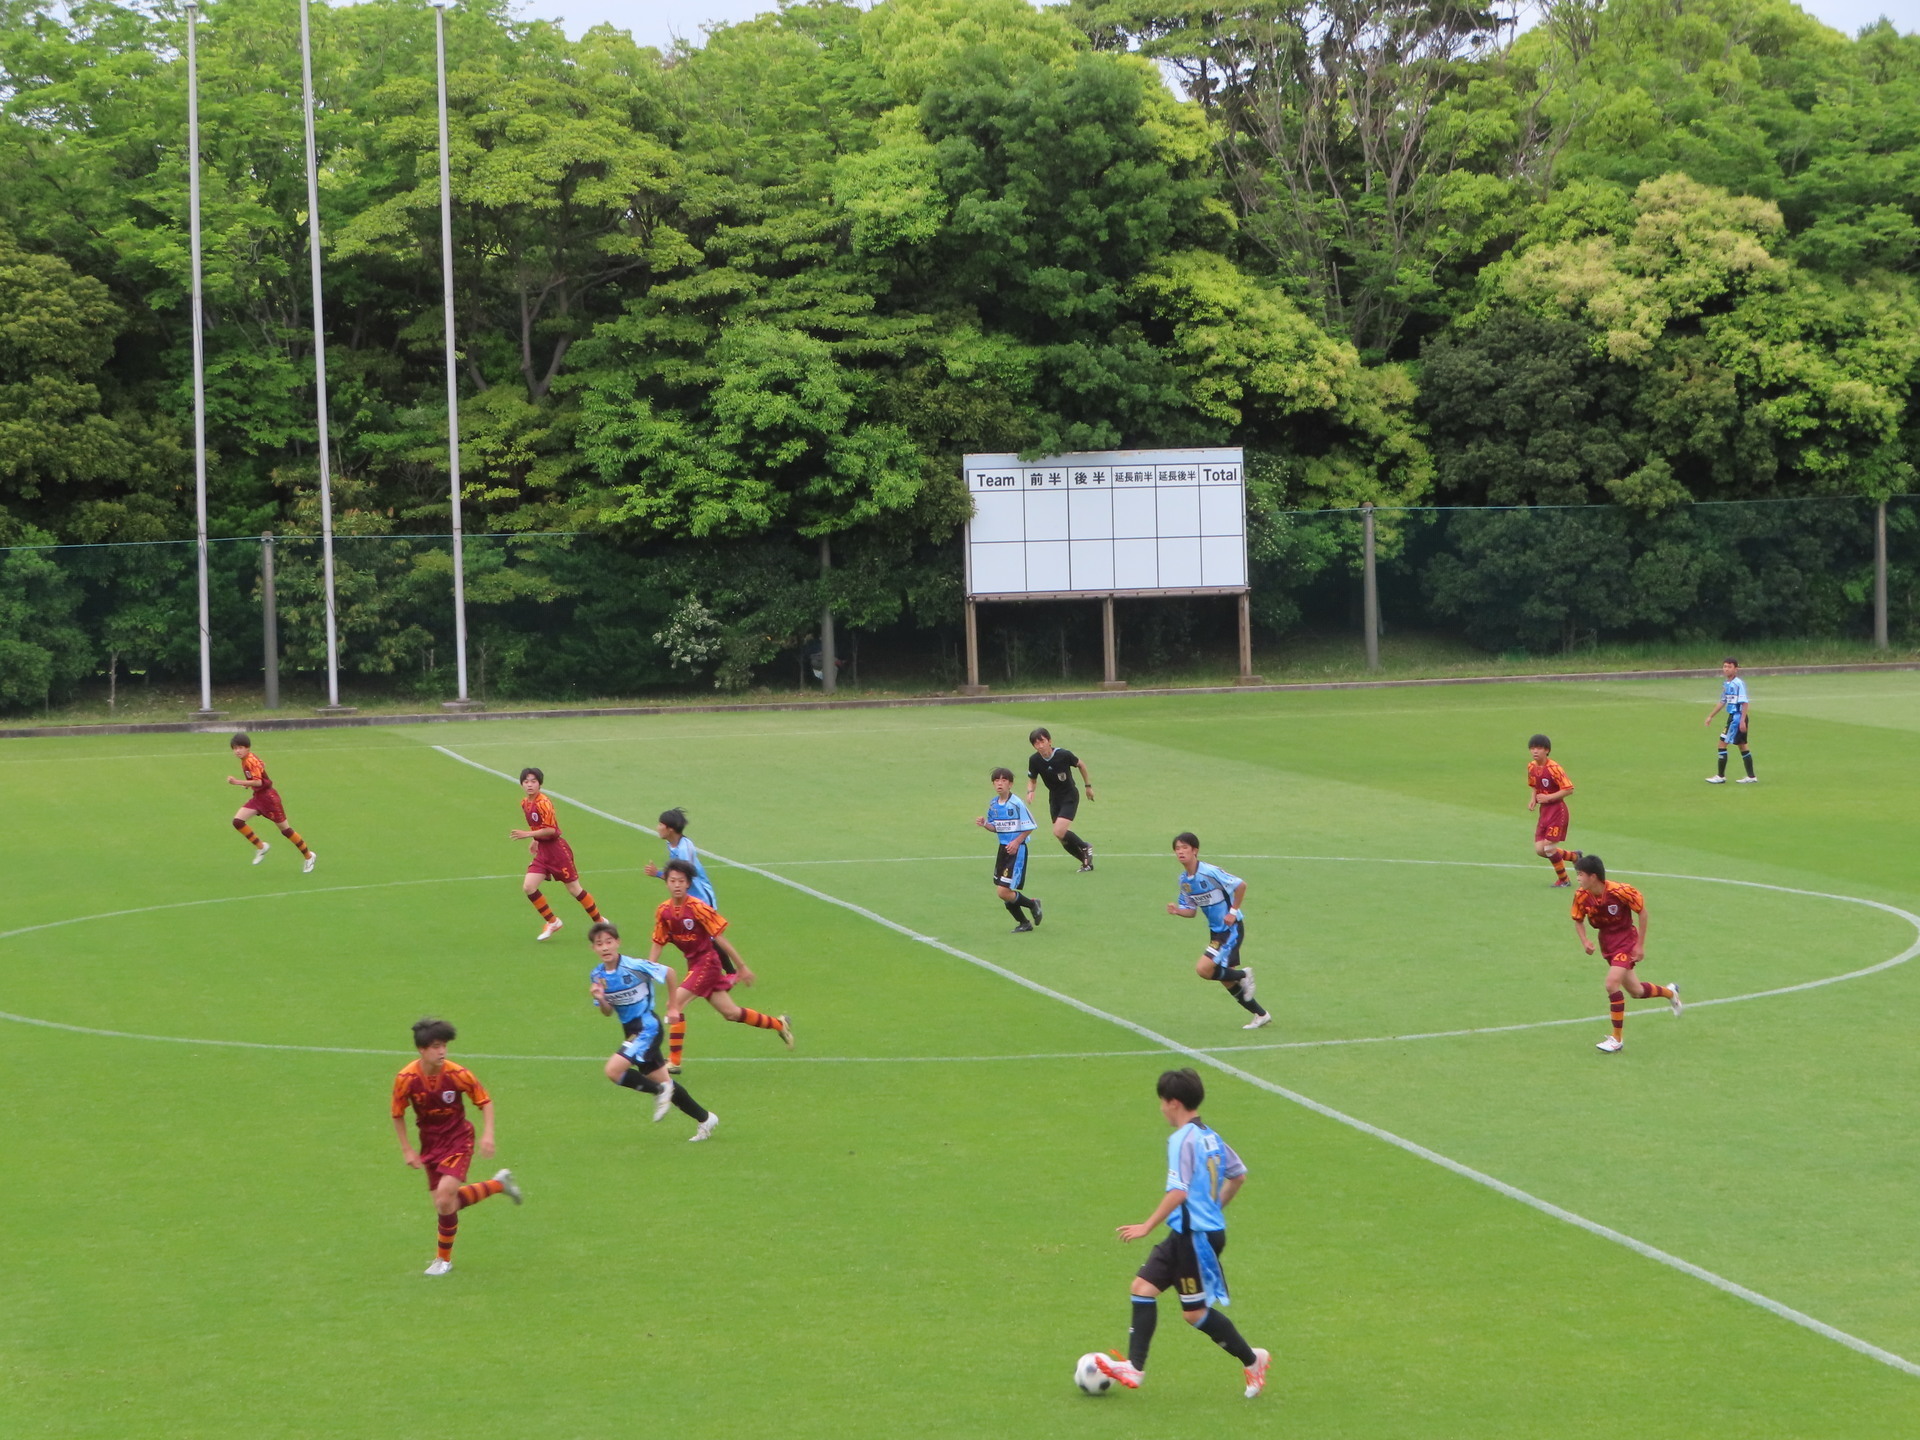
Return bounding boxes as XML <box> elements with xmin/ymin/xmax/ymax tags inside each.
<box><xmin>1743</xmin><ymin>749</ymin><xmax>1756</xmax><ymax>777</ymax></box>
<box><xmin>1128</xmin><ymin>1296</ymin><xmax>1157</xmax><ymax>1370</ymax></box>
<box><xmin>1060</xmin><ymin>830</ymin><xmax>1089</xmax><ymax>860</ymax></box>
<box><xmin>616</xmin><ymin>1069</ymin><xmax>662</xmax><ymax>1094</ymax></box>
<box><xmin>1197</xmin><ymin>1308</ymin><xmax>1256</xmax><ymax>1366</ymax></box>
<box><xmin>1717</xmin><ymin>748</ymin><xmax>1729</xmax><ymax>777</ymax></box>
<box><xmin>671</xmin><ymin>1085</ymin><xmax>709</xmax><ymax>1122</ymax></box>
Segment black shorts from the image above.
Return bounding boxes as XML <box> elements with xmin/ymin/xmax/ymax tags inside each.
<box><xmin>1046</xmin><ymin>791</ymin><xmax>1079</xmax><ymax>823</ymax></box>
<box><xmin>1137</xmin><ymin>1228</ymin><xmax>1227</xmax><ymax>1309</ymax></box>
<box><xmin>992</xmin><ymin>843</ymin><xmax>1029</xmax><ymax>891</ymax></box>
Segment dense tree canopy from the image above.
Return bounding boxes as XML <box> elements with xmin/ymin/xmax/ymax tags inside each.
<box><xmin>0</xmin><ymin>0</ymin><xmax>1914</xmax><ymax>702</ymax></box>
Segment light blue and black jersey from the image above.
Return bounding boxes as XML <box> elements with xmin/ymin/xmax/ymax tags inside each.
<box><xmin>985</xmin><ymin>794</ymin><xmax>1035</xmax><ymax>889</ymax></box>
<box><xmin>1721</xmin><ymin>677</ymin><xmax>1750</xmax><ymax>741</ymax></box>
<box><xmin>592</xmin><ymin>954</ymin><xmax>671</xmax><ymax>1050</ymax></box>
<box><xmin>665</xmin><ymin>835</ymin><xmax>717</xmax><ymax>907</ymax></box>
<box><xmin>1176</xmin><ymin>861</ymin><xmax>1245</xmax><ymax>961</ymax></box>
<box><xmin>1164</xmin><ymin>1120</ymin><xmax>1247</xmax><ymax>1306</ymax></box>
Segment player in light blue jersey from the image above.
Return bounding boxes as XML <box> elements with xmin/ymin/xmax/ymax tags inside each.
<box><xmin>645</xmin><ymin>808</ymin><xmax>718</xmax><ymax>906</ymax></box>
<box><xmin>1097</xmin><ymin>1068</ymin><xmax>1271</xmax><ymax>1399</ymax></box>
<box><xmin>1169</xmin><ymin>833</ymin><xmax>1271</xmax><ymax>1029</ymax></box>
<box><xmin>976</xmin><ymin>767</ymin><xmax>1043</xmax><ymax>932</ymax></box>
<box><xmin>587</xmin><ymin>922</ymin><xmax>717</xmax><ymax>1140</ymax></box>
<box><xmin>1703</xmin><ymin>657</ymin><xmax>1756</xmax><ymax>783</ymax></box>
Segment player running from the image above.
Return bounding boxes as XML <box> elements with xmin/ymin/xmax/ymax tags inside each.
<box><xmin>390</xmin><ymin>1017</ymin><xmax>522</xmax><ymax>1276</ymax></box>
<box><xmin>225</xmin><ymin>733</ymin><xmax>316</xmax><ymax>872</ymax></box>
<box><xmin>644</xmin><ymin>807</ymin><xmax>718</xmax><ymax>905</ymax></box>
<box><xmin>588</xmin><ymin>922</ymin><xmax>719</xmax><ymax>1141</ymax></box>
<box><xmin>1096</xmin><ymin>1067</ymin><xmax>1272</xmax><ymax>1400</ymax></box>
<box><xmin>1569</xmin><ymin>854</ymin><xmax>1682</xmax><ymax>1053</ymax></box>
<box><xmin>510</xmin><ymin>766</ymin><xmax>606</xmax><ymax>941</ymax></box>
<box><xmin>1526</xmin><ymin>734</ymin><xmax>1581</xmax><ymax>886</ymax></box>
<box><xmin>1168</xmin><ymin>833</ymin><xmax>1270</xmax><ymax>1030</ymax></box>
<box><xmin>978</xmin><ymin>766</ymin><xmax>1043</xmax><ymax>932</ymax></box>
<box><xmin>1026</xmin><ymin>727</ymin><xmax>1096</xmax><ymax>871</ymax></box>
<box><xmin>1704</xmin><ymin>657</ymin><xmax>1757</xmax><ymax>783</ymax></box>
<box><xmin>655</xmin><ymin>859</ymin><xmax>792</xmax><ymax>1078</ymax></box>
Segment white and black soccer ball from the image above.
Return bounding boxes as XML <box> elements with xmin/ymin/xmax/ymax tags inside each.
<box><xmin>1074</xmin><ymin>1352</ymin><xmax>1113</xmax><ymax>1394</ymax></box>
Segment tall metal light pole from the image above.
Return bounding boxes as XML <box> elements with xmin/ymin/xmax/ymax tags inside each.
<box><xmin>434</xmin><ymin>3</ymin><xmax>480</xmax><ymax>710</ymax></box>
<box><xmin>186</xmin><ymin>5</ymin><xmax>221</xmax><ymax>720</ymax></box>
<box><xmin>299</xmin><ymin>0</ymin><xmax>350</xmax><ymax>713</ymax></box>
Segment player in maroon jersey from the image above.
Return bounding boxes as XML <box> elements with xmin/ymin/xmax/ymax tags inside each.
<box><xmin>390</xmin><ymin>1017</ymin><xmax>522</xmax><ymax>1275</ymax></box>
<box><xmin>509</xmin><ymin>766</ymin><xmax>606</xmax><ymax>940</ymax></box>
<box><xmin>653</xmin><ymin>859</ymin><xmax>792</xmax><ymax>1080</ymax></box>
<box><xmin>1569</xmin><ymin>856</ymin><xmax>1682</xmax><ymax>1054</ymax></box>
<box><xmin>225</xmin><ymin>733</ymin><xmax>316</xmax><ymax>872</ymax></box>
<box><xmin>1525</xmin><ymin>734</ymin><xmax>1580</xmax><ymax>887</ymax></box>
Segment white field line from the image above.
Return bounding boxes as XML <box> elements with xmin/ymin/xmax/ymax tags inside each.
<box><xmin>433</xmin><ymin>743</ymin><xmax>1920</xmax><ymax>1380</ymax></box>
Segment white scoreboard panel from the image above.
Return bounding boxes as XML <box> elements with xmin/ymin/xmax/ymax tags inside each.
<box><xmin>963</xmin><ymin>447</ymin><xmax>1247</xmax><ymax>599</ymax></box>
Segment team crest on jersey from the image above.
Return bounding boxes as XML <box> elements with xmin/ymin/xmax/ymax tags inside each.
<box><xmin>1606</xmin><ymin>904</ymin><xmax>1619</xmax><ymax>915</ymax></box>
<box><xmin>442</xmin><ymin>1090</ymin><xmax>456</xmax><ymax>1102</ymax></box>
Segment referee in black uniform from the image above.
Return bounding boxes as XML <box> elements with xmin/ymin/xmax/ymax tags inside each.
<box><xmin>1026</xmin><ymin>727</ymin><xmax>1096</xmax><ymax>872</ymax></box>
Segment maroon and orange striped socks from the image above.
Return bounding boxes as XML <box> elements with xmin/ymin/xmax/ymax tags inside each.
<box><xmin>732</xmin><ymin>1008</ymin><xmax>782</xmax><ymax>1032</ymax></box>
<box><xmin>528</xmin><ymin>891</ymin><xmax>557</xmax><ymax>923</ymax></box>
<box><xmin>436</xmin><ymin>1214</ymin><xmax>458</xmax><ymax>1261</ymax></box>
<box><xmin>1641</xmin><ymin>982</ymin><xmax>1674</xmax><ymax>1000</ymax></box>
<box><xmin>577</xmin><ymin>891</ymin><xmax>603</xmax><ymax>921</ymax></box>
<box><xmin>281</xmin><ymin>828</ymin><xmax>313</xmax><ymax>859</ymax></box>
<box><xmin>1609</xmin><ymin>989</ymin><xmax>1626</xmax><ymax>1039</ymax></box>
<box><xmin>456</xmin><ymin>1178</ymin><xmax>504</xmax><ymax>1209</ymax></box>
<box><xmin>232</xmin><ymin>818</ymin><xmax>262</xmax><ymax>848</ymax></box>
<box><xmin>668</xmin><ymin>1018</ymin><xmax>686</xmax><ymax>1069</ymax></box>
<box><xmin>1549</xmin><ymin>852</ymin><xmax>1568</xmax><ymax>881</ymax></box>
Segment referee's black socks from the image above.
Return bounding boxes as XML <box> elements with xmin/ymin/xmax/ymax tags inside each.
<box><xmin>1059</xmin><ymin>830</ymin><xmax>1089</xmax><ymax>861</ymax></box>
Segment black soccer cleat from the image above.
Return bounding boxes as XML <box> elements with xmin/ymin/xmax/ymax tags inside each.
<box><xmin>1011</xmin><ymin>921</ymin><xmax>1034</xmax><ymax>933</ymax></box>
<box><xmin>1029</xmin><ymin>897</ymin><xmax>1044</xmax><ymax>927</ymax></box>
<box><xmin>1078</xmin><ymin>848</ymin><xmax>1095</xmax><ymax>873</ymax></box>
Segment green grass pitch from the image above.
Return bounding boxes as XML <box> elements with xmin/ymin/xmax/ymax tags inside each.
<box><xmin>5</xmin><ymin>673</ymin><xmax>1920</xmax><ymax>1437</ymax></box>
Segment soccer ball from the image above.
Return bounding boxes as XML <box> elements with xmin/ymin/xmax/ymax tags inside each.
<box><xmin>1074</xmin><ymin>1352</ymin><xmax>1114</xmax><ymax>1394</ymax></box>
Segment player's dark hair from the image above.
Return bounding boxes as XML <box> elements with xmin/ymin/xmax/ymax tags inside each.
<box><xmin>1574</xmin><ymin>854</ymin><xmax>1606</xmax><ymax>881</ymax></box>
<box><xmin>663</xmin><ymin>858</ymin><xmax>697</xmax><ymax>881</ymax></box>
<box><xmin>990</xmin><ymin>766</ymin><xmax>1015</xmax><ymax>782</ymax></box>
<box><xmin>412</xmin><ymin>1017</ymin><xmax>457</xmax><ymax>1048</ymax></box>
<box><xmin>1028</xmin><ymin>727</ymin><xmax>1051</xmax><ymax>745</ymax></box>
<box><xmin>1529</xmin><ymin>734</ymin><xmax>1550</xmax><ymax>751</ymax></box>
<box><xmin>519</xmin><ymin>766</ymin><xmax>544</xmax><ymax>785</ymax></box>
<box><xmin>1724</xmin><ymin>656</ymin><xmax>1739</xmax><ymax>667</ymax></box>
<box><xmin>1157</xmin><ymin>1067</ymin><xmax>1206</xmax><ymax>1110</ymax></box>
<box><xmin>229</xmin><ymin>733</ymin><xmax>250</xmax><ymax>748</ymax></box>
<box><xmin>659</xmin><ymin>807</ymin><xmax>689</xmax><ymax>834</ymax></box>
<box><xmin>1172</xmin><ymin>831</ymin><xmax>1200</xmax><ymax>851</ymax></box>
<box><xmin>587</xmin><ymin>921</ymin><xmax>620</xmax><ymax>942</ymax></box>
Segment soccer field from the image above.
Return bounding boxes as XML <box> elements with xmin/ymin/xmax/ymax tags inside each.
<box><xmin>6</xmin><ymin>673</ymin><xmax>1920</xmax><ymax>1438</ymax></box>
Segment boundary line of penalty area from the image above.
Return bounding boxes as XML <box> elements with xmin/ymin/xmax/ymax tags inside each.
<box><xmin>433</xmin><ymin>742</ymin><xmax>1920</xmax><ymax>1383</ymax></box>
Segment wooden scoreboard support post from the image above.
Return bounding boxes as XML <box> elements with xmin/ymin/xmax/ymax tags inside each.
<box><xmin>958</xmin><ymin>587</ymin><xmax>1260</xmax><ymax>694</ymax></box>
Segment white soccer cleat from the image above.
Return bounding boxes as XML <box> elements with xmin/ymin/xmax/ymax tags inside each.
<box><xmin>1242</xmin><ymin>1013</ymin><xmax>1273</xmax><ymax>1031</ymax></box>
<box><xmin>493</xmin><ymin>1168</ymin><xmax>522</xmax><ymax>1204</ymax></box>
<box><xmin>1736</xmin><ymin>775</ymin><xmax>1758</xmax><ymax>784</ymax></box>
<box><xmin>536</xmin><ymin>918</ymin><xmax>564</xmax><ymax>942</ymax></box>
<box><xmin>1236</xmin><ymin>968</ymin><xmax>1257</xmax><ymax>1002</ymax></box>
<box><xmin>302</xmin><ymin>851</ymin><xmax>317</xmax><ymax>874</ymax></box>
<box><xmin>690</xmin><ymin>1111</ymin><xmax>720</xmax><ymax>1143</ymax></box>
<box><xmin>252</xmin><ymin>841</ymin><xmax>271</xmax><ymax>865</ymax></box>
<box><xmin>1094</xmin><ymin>1353</ymin><xmax>1142</xmax><ymax>1390</ymax></box>
<box><xmin>777</xmin><ymin>1015</ymin><xmax>795</xmax><ymax>1050</ymax></box>
<box><xmin>1705</xmin><ymin>775</ymin><xmax>1726</xmax><ymax>784</ymax></box>
<box><xmin>1596</xmin><ymin>1035</ymin><xmax>1624</xmax><ymax>1052</ymax></box>
<box><xmin>1243</xmin><ymin>1347</ymin><xmax>1271</xmax><ymax>1399</ymax></box>
<box><xmin>652</xmin><ymin>1079</ymin><xmax>675</xmax><ymax>1123</ymax></box>
<box><xmin>1668</xmin><ymin>982</ymin><xmax>1684</xmax><ymax>1017</ymax></box>
<box><xmin>424</xmin><ymin>1258</ymin><xmax>452</xmax><ymax>1276</ymax></box>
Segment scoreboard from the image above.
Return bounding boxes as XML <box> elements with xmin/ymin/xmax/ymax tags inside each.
<box><xmin>963</xmin><ymin>448</ymin><xmax>1247</xmax><ymax>598</ymax></box>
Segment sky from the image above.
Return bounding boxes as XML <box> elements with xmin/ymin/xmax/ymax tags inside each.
<box><xmin>518</xmin><ymin>0</ymin><xmax>1913</xmax><ymax>51</ymax></box>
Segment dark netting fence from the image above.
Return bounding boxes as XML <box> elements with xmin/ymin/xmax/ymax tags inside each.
<box><xmin>3</xmin><ymin>497</ymin><xmax>1916</xmax><ymax>710</ymax></box>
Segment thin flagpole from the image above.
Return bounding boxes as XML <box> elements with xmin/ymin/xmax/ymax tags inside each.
<box><xmin>434</xmin><ymin>3</ymin><xmax>474</xmax><ymax>708</ymax></box>
<box><xmin>298</xmin><ymin>0</ymin><xmax>345</xmax><ymax>710</ymax></box>
<box><xmin>186</xmin><ymin>5</ymin><xmax>218</xmax><ymax>718</ymax></box>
